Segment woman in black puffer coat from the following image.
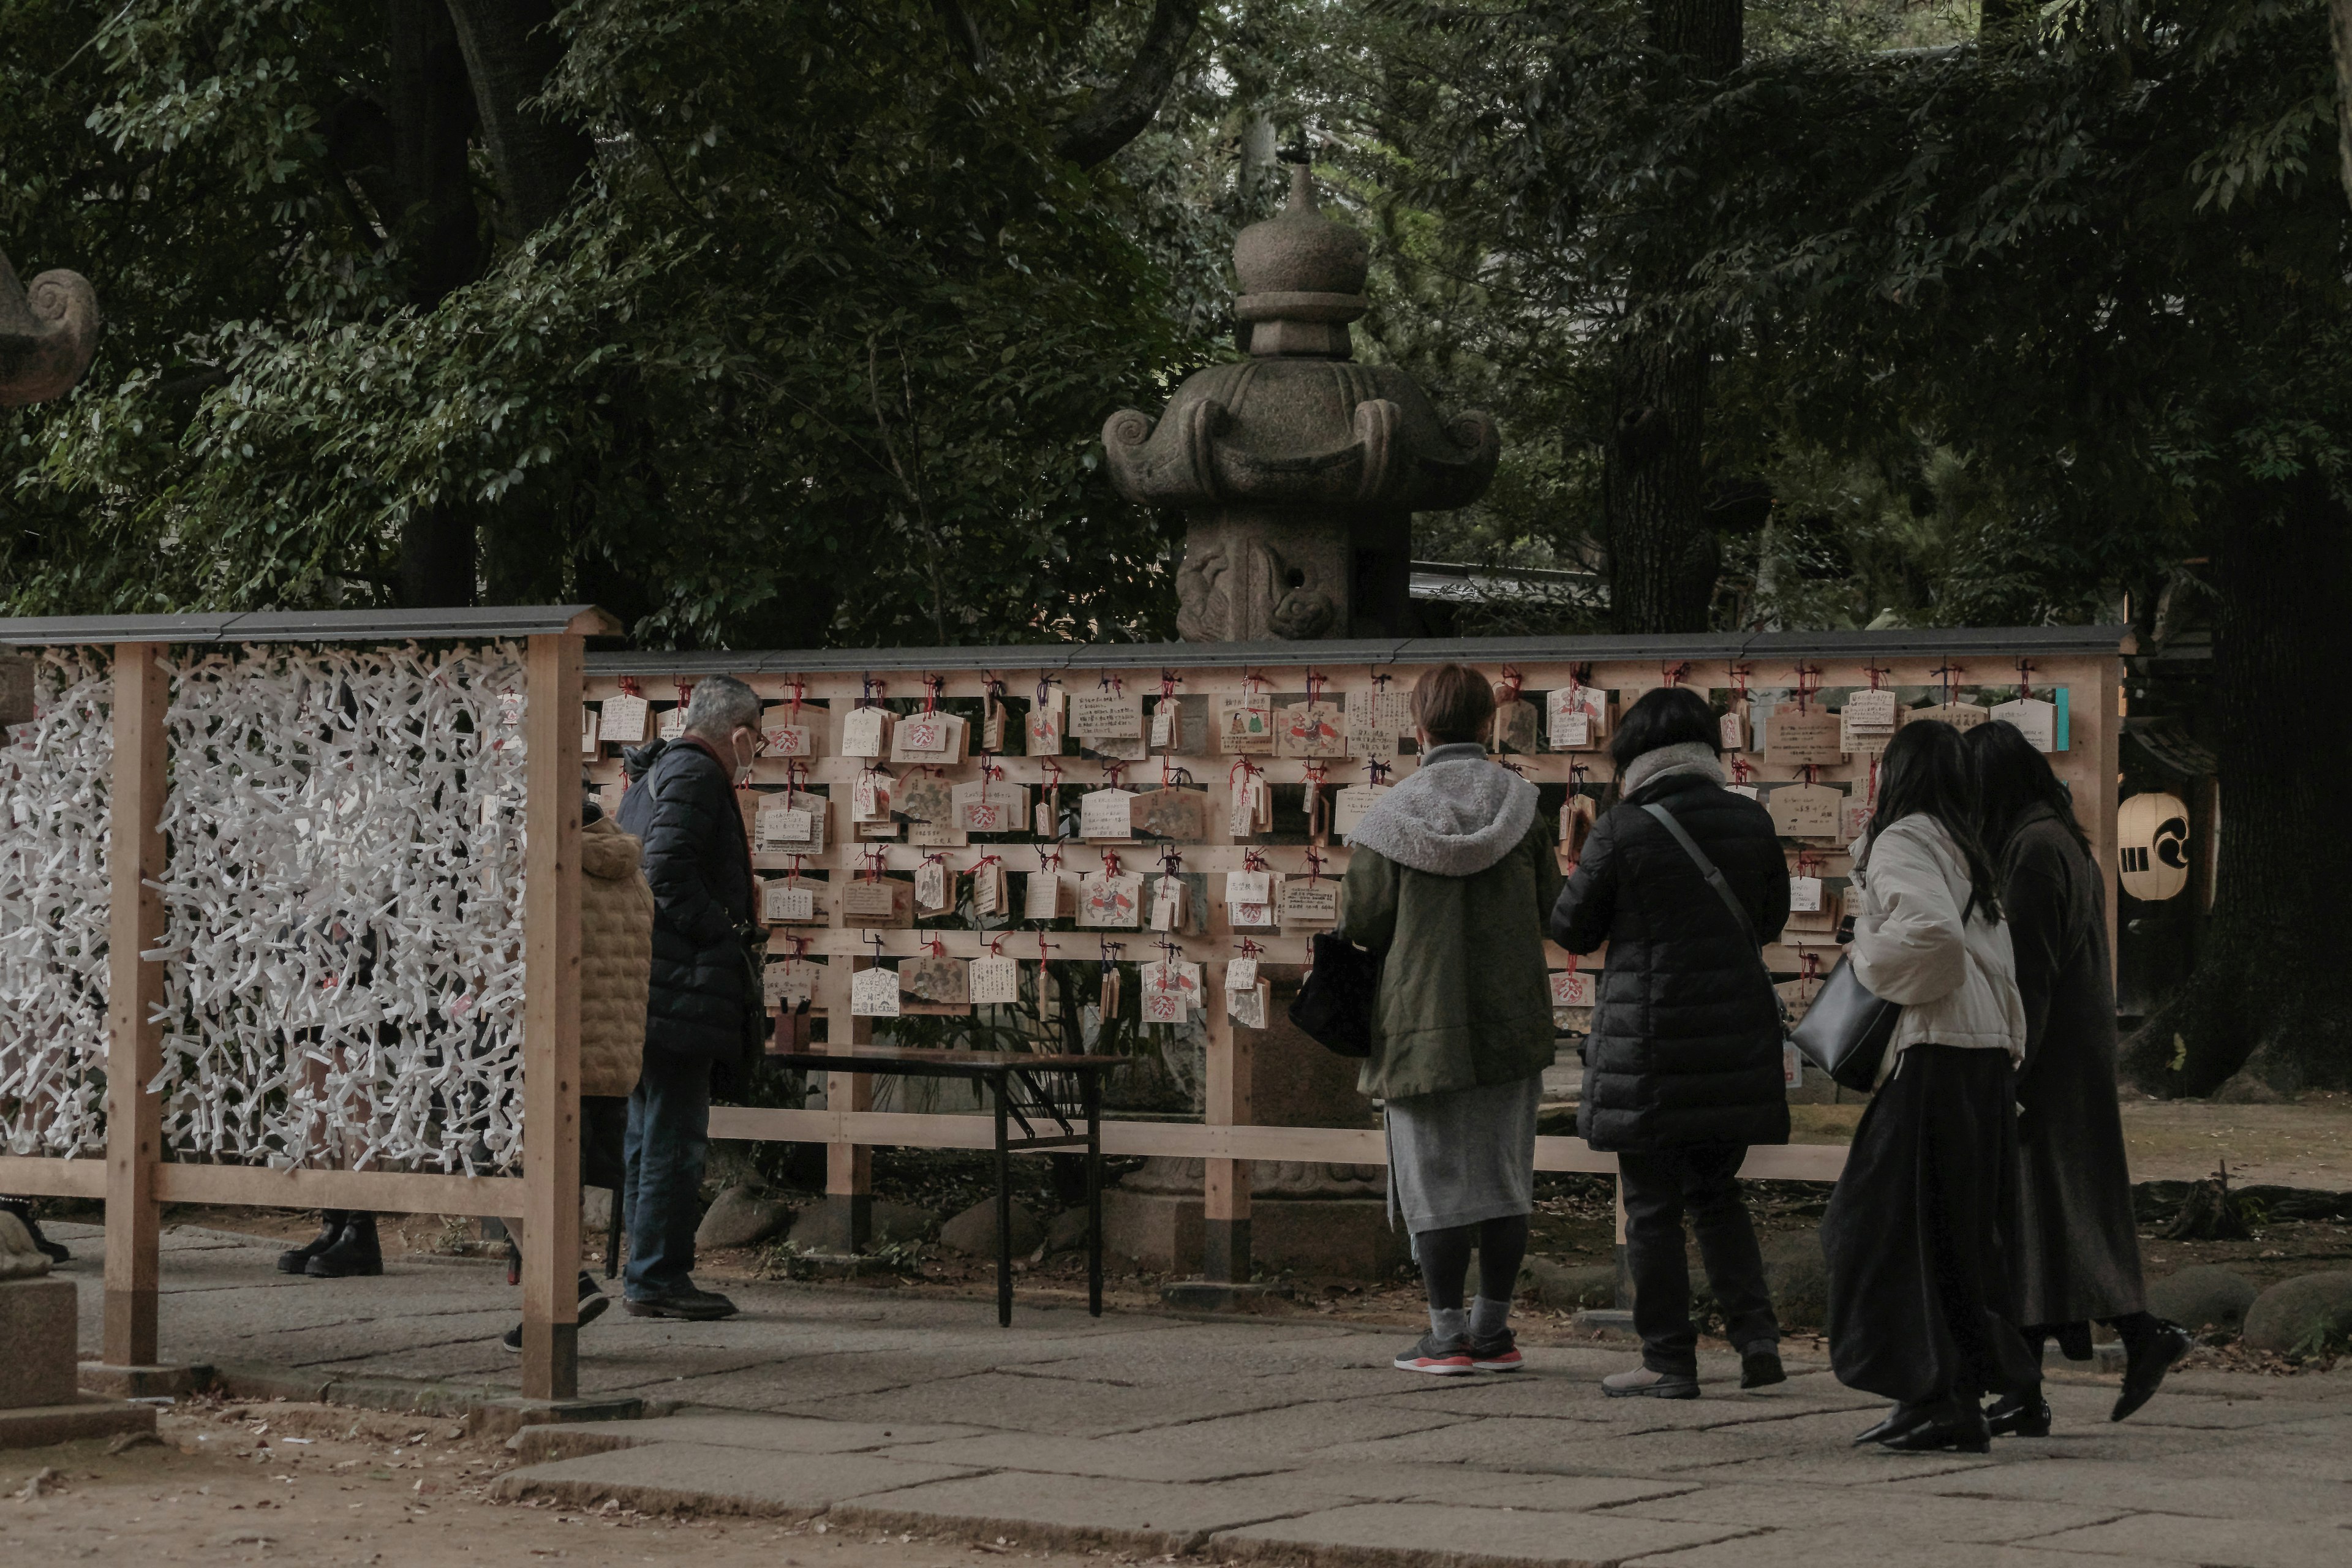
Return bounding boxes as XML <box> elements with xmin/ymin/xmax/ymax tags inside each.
<box><xmin>1550</xmin><ymin>686</ymin><xmax>1790</xmax><ymax>1399</ymax></box>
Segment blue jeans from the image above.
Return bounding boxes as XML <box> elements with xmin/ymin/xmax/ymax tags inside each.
<box><xmin>623</xmin><ymin>1047</ymin><xmax>711</xmax><ymax>1300</ymax></box>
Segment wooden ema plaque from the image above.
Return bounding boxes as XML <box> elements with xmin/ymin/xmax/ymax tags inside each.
<box><xmin>1765</xmin><ymin>703</ymin><xmax>1844</xmax><ymax>767</ymax></box>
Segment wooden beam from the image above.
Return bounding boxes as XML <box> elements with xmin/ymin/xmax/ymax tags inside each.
<box><xmin>104</xmin><ymin>643</ymin><xmax>167</xmax><ymax>1367</ymax></box>
<box><xmin>520</xmin><ymin>633</ymin><xmax>585</xmax><ymax>1400</ymax></box>
<box><xmin>152</xmin><ymin>1165</ymin><xmax>529</xmax><ymax>1216</ymax></box>
<box><xmin>704</xmin><ymin>1106</ymin><xmax>1850</xmax><ymax>1182</ymax></box>
<box><xmin>0</xmin><ymin>1156</ymin><xmax>107</xmax><ymax>1199</ymax></box>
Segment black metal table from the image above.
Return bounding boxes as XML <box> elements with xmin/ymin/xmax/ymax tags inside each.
<box><xmin>768</xmin><ymin>1048</ymin><xmax>1126</xmax><ymax>1325</ymax></box>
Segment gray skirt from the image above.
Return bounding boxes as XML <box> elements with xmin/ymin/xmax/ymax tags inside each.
<box><xmin>1383</xmin><ymin>1072</ymin><xmax>1542</xmax><ymax>1234</ymax></box>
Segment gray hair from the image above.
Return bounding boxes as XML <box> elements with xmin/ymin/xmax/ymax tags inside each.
<box><xmin>683</xmin><ymin>675</ymin><xmax>762</xmax><ymax>740</ymax></box>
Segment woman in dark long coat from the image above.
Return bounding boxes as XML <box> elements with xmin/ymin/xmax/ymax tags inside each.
<box><xmin>1967</xmin><ymin>722</ymin><xmax>2190</xmax><ymax>1431</ymax></box>
<box><xmin>1822</xmin><ymin>720</ymin><xmax>2039</xmax><ymax>1454</ymax></box>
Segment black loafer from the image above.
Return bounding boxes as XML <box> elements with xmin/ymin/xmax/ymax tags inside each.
<box><xmin>1740</xmin><ymin>1349</ymin><xmax>1787</xmax><ymax>1389</ymax></box>
<box><xmin>1880</xmin><ymin>1401</ymin><xmax>1991</xmax><ymax>1454</ymax></box>
<box><xmin>2113</xmin><ymin>1321</ymin><xmax>2193</xmax><ymax>1422</ymax></box>
<box><xmin>1855</xmin><ymin>1401</ymin><xmax>1940</xmax><ymax>1447</ymax></box>
<box><xmin>1986</xmin><ymin>1393</ymin><xmax>2052</xmax><ymax>1438</ymax></box>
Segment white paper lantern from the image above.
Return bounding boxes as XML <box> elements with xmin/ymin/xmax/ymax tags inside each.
<box><xmin>2117</xmin><ymin>791</ymin><xmax>2190</xmax><ymax>901</ymax></box>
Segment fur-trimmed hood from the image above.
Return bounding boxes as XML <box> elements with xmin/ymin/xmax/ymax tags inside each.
<box><xmin>1346</xmin><ymin>742</ymin><xmax>1538</xmax><ymax>877</ymax></box>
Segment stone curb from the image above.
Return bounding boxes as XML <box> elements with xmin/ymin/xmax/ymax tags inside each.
<box><xmin>1205</xmin><ymin>1534</ymin><xmax>1639</xmax><ymax>1568</ymax></box>
<box><xmin>207</xmin><ymin>1360</ymin><xmax>665</xmax><ymax>1435</ymax></box>
<box><xmin>491</xmin><ymin>1468</ymin><xmax>830</xmax><ymax>1522</ymax></box>
<box><xmin>487</xmin><ymin>1459</ymin><xmax>1567</xmax><ymax>1566</ymax></box>
<box><xmin>506</xmin><ymin>1477</ymin><xmax>1713</xmax><ymax>1568</ymax></box>
<box><xmin>486</xmin><ymin>1459</ymin><xmax>1282</xmax><ymax>1557</ymax></box>
<box><xmin>829</xmin><ymin>1499</ymin><xmax>1233</xmax><ymax>1559</ymax></box>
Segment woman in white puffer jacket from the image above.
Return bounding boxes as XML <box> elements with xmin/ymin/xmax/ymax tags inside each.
<box><xmin>1822</xmin><ymin>718</ymin><xmax>2037</xmax><ymax>1455</ymax></box>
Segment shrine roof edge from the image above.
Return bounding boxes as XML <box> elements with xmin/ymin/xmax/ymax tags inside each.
<box><xmin>0</xmin><ymin>605</ymin><xmax>617</xmax><ymax>647</ymax></box>
<box><xmin>584</xmin><ymin>625</ymin><xmax>2134</xmax><ymax>676</ymax></box>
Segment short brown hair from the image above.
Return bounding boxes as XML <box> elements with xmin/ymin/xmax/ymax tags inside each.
<box><xmin>1411</xmin><ymin>664</ymin><xmax>1495</xmax><ymax>746</ymax></box>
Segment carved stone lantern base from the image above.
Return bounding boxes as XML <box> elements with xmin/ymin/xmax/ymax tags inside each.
<box><xmin>1174</xmin><ymin>506</ymin><xmax>1415</xmax><ymax>643</ymax></box>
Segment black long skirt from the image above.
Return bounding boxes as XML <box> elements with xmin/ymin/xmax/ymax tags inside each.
<box><xmin>1822</xmin><ymin>1044</ymin><xmax>2040</xmax><ymax>1404</ymax></box>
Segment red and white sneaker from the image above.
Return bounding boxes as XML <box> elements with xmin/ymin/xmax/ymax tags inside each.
<box><xmin>1468</xmin><ymin>1332</ymin><xmax>1523</xmax><ymax>1372</ymax></box>
<box><xmin>1393</xmin><ymin>1333</ymin><xmax>1475</xmax><ymax>1374</ymax></box>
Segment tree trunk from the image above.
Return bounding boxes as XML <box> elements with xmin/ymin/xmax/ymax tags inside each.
<box><xmin>440</xmin><ymin>0</ymin><xmax>595</xmax><ymax>242</ymax></box>
<box><xmin>401</xmin><ymin>501</ymin><xmax>479</xmax><ymax>608</ymax></box>
<box><xmin>1603</xmin><ymin>331</ymin><xmax>1715</xmax><ymax>632</ymax></box>
<box><xmin>1602</xmin><ymin>0</ymin><xmax>1740</xmax><ymax>635</ymax></box>
<box><xmin>2121</xmin><ymin>476</ymin><xmax>2352</xmax><ymax>1093</ymax></box>
<box><xmin>388</xmin><ymin>0</ymin><xmax>488</xmax><ymax>307</ymax></box>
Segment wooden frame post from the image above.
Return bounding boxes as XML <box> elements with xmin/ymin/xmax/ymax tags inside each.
<box><xmin>827</xmin><ymin>952</ymin><xmax>875</xmax><ymax>1252</ymax></box>
<box><xmin>521</xmin><ymin>633</ymin><xmax>585</xmax><ymax>1400</ymax></box>
<box><xmin>104</xmin><ymin>642</ymin><xmax>167</xmax><ymax>1369</ymax></box>
<box><xmin>1202</xmin><ymin>732</ymin><xmax>1250</xmax><ymax>1285</ymax></box>
<box><xmin>824</xmin><ymin>696</ymin><xmax>873</xmax><ymax>1252</ymax></box>
<box><xmin>1202</xmin><ymin>979</ymin><xmax>1251</xmax><ymax>1281</ymax></box>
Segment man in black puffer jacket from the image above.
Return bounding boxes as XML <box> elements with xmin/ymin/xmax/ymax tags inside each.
<box><xmin>1551</xmin><ymin>687</ymin><xmax>1791</xmax><ymax>1400</ymax></box>
<box><xmin>615</xmin><ymin>675</ymin><xmax>764</xmax><ymax>1320</ymax></box>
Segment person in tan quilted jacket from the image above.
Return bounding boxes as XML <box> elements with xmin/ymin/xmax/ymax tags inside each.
<box><xmin>500</xmin><ymin>793</ymin><xmax>655</xmax><ymax>1352</ymax></box>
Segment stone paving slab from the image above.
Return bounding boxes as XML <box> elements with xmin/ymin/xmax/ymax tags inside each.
<box><xmin>779</xmin><ymin>1368</ymin><xmax>1316</xmax><ymax>1435</ymax></box>
<box><xmin>516</xmin><ymin>1412</ymin><xmax>986</xmax><ymax>1462</ymax></box>
<box><xmin>1363</xmin><ymin>1373</ymin><xmax>1848</xmax><ymax>1422</ymax></box>
<box><xmin>1082</xmin><ymin>1396</ymin><xmax>1476</xmax><ymax>1464</ymax></box>
<box><xmin>1209</xmin><ymin>1500</ymin><xmax>1747</xmax><ymax>1567</ymax></box>
<box><xmin>1621</xmin><ymin>1524</ymin><xmax>2133</xmax><ymax>1567</ymax></box>
<box><xmin>2026</xmin><ymin>1512</ymin><xmax>2352</xmax><ymax>1567</ymax></box>
<box><xmin>840</xmin><ymin>1472</ymin><xmax>1336</xmax><ymax>1556</ymax></box>
<box><xmin>491</xmin><ymin>1442</ymin><xmax>979</xmax><ymax>1516</ymax></box>
<box><xmin>586</xmin><ymin>1346</ymin><xmax>1023</xmax><ymax>1405</ymax></box>
<box><xmin>1604</xmin><ymin>1479</ymin><xmax>2124</xmax><ymax>1542</ymax></box>
<box><xmin>1887</xmin><ymin>1461</ymin><xmax>2352</xmax><ymax>1527</ymax></box>
<box><xmin>874</xmin><ymin>1431</ymin><xmax>1325</xmax><ymax>1485</ymax></box>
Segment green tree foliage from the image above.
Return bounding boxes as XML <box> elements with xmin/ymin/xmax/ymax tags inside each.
<box><xmin>2</xmin><ymin>1</ymin><xmax>1221</xmax><ymax>647</ymax></box>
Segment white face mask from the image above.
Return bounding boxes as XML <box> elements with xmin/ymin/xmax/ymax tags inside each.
<box><xmin>730</xmin><ymin>728</ymin><xmax>756</xmax><ymax>785</ymax></box>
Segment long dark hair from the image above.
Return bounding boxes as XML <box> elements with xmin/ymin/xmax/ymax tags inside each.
<box><xmin>1965</xmin><ymin>719</ymin><xmax>2089</xmax><ymax>857</ymax></box>
<box><xmin>1872</xmin><ymin>720</ymin><xmax>2002</xmax><ymax>924</ymax></box>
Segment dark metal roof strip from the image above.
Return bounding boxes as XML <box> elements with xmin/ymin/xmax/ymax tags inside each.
<box><xmin>0</xmin><ymin>605</ymin><xmax>616</xmax><ymax>646</ymax></box>
<box><xmin>586</xmin><ymin>625</ymin><xmax>2133</xmax><ymax>676</ymax></box>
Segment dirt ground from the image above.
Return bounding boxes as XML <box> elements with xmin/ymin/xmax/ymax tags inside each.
<box><xmin>0</xmin><ymin>1399</ymin><xmax>1137</xmax><ymax>1568</ymax></box>
<box><xmin>1787</xmin><ymin>1090</ymin><xmax>2352</xmax><ymax>1187</ymax></box>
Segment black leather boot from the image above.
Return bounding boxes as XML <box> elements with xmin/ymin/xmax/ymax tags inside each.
<box><xmin>278</xmin><ymin>1211</ymin><xmax>345</xmax><ymax>1275</ymax></box>
<box><xmin>2113</xmin><ymin>1317</ymin><xmax>2193</xmax><ymax>1422</ymax></box>
<box><xmin>305</xmin><ymin>1212</ymin><xmax>383</xmax><ymax>1277</ymax></box>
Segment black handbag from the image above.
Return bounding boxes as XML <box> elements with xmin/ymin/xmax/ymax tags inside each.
<box><xmin>1787</xmin><ymin>954</ymin><xmax>1902</xmax><ymax>1092</ymax></box>
<box><xmin>1289</xmin><ymin>929</ymin><xmax>1380</xmax><ymax>1058</ymax></box>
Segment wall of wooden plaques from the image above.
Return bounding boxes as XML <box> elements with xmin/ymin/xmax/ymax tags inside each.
<box><xmin>584</xmin><ymin>639</ymin><xmax>2124</xmax><ymax>1090</ymax></box>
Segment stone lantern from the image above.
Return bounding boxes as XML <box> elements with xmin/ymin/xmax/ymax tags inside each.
<box><xmin>1104</xmin><ymin>155</ymin><xmax>1499</xmax><ymax>641</ymax></box>
<box><xmin>1</xmin><ymin>246</ymin><xmax>98</xmax><ymax>731</ymax></box>
<box><xmin>0</xmin><ymin>247</ymin><xmax>99</xmax><ymax>409</ymax></box>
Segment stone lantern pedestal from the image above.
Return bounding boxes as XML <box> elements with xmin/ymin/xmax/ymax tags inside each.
<box><xmin>0</xmin><ymin>1213</ymin><xmax>154</xmax><ymax>1449</ymax></box>
<box><xmin>1098</xmin><ymin>157</ymin><xmax>1504</xmax><ymax>1290</ymax></box>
